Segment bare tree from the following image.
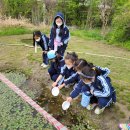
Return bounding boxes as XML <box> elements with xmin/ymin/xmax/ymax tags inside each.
<box><xmin>98</xmin><ymin>0</ymin><xmax>113</xmax><ymax>34</ymax></box>
<box><xmin>0</xmin><ymin>0</ymin><xmax>3</xmax><ymax>16</ymax></box>
<box><xmin>44</xmin><ymin>0</ymin><xmax>57</xmax><ymax>25</ymax></box>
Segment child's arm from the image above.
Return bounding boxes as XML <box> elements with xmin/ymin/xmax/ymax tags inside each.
<box><xmin>64</xmin><ymin>73</ymin><xmax>79</xmax><ymax>86</ymax></box>
<box><xmin>52</xmin><ymin>65</ymin><xmax>66</xmax><ymax>88</ymax></box>
<box><xmin>69</xmin><ymin>80</ymin><xmax>82</xmax><ymax>99</ymax></box>
<box><xmin>66</xmin><ymin>81</ymin><xmax>82</xmax><ymax>103</ymax></box>
<box><xmin>42</xmin><ymin>35</ymin><xmax>49</xmax><ymax>51</ymax></box>
<box><xmin>52</xmin><ymin>74</ymin><xmax>63</xmax><ymax>87</ymax></box>
<box><xmin>58</xmin><ymin>73</ymin><xmax>79</xmax><ymax>89</ymax></box>
<box><xmin>61</xmin><ymin>27</ymin><xmax>70</xmax><ymax>45</ymax></box>
<box><xmin>96</xmin><ymin>66</ymin><xmax>110</xmax><ymax>77</ymax></box>
<box><xmin>93</xmin><ymin>76</ymin><xmax>110</xmax><ymax>97</ymax></box>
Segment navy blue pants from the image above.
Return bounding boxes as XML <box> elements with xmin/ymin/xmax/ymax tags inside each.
<box><xmin>48</xmin><ymin>67</ymin><xmax>59</xmax><ymax>81</ymax></box>
<box><xmin>42</xmin><ymin>52</ymin><xmax>48</xmax><ymax>65</ymax></box>
<box><xmin>98</xmin><ymin>87</ymin><xmax>116</xmax><ymax>109</ymax></box>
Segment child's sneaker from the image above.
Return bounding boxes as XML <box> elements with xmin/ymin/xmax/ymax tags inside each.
<box><xmin>41</xmin><ymin>63</ymin><xmax>48</xmax><ymax>68</ymax></box>
<box><xmin>94</xmin><ymin>107</ymin><xmax>105</xmax><ymax>115</ymax></box>
<box><xmin>86</xmin><ymin>104</ymin><xmax>97</xmax><ymax>110</ymax></box>
<box><xmin>119</xmin><ymin>123</ymin><xmax>130</xmax><ymax>130</ymax></box>
<box><xmin>41</xmin><ymin>63</ymin><xmax>45</xmax><ymax>67</ymax></box>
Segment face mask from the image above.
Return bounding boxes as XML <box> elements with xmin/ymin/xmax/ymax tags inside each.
<box><xmin>66</xmin><ymin>65</ymin><xmax>72</xmax><ymax>70</ymax></box>
<box><xmin>56</xmin><ymin>22</ymin><xmax>62</xmax><ymax>27</ymax></box>
<box><xmin>83</xmin><ymin>81</ymin><xmax>92</xmax><ymax>85</ymax></box>
<box><xmin>35</xmin><ymin>38</ymin><xmax>41</xmax><ymax>42</ymax></box>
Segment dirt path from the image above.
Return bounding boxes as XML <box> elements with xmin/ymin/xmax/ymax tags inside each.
<box><xmin>0</xmin><ymin>34</ymin><xmax>130</xmax><ymax>130</ymax></box>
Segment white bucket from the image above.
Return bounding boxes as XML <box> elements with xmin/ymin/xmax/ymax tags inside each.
<box><xmin>62</xmin><ymin>101</ymin><xmax>70</xmax><ymax>110</ymax></box>
<box><xmin>51</xmin><ymin>87</ymin><xmax>59</xmax><ymax>96</ymax></box>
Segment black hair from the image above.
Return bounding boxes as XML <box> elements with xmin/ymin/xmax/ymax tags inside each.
<box><xmin>74</xmin><ymin>59</ymin><xmax>88</xmax><ymax>71</ymax></box>
<box><xmin>55</xmin><ymin>54</ymin><xmax>63</xmax><ymax>67</ymax></box>
<box><xmin>75</xmin><ymin>58</ymin><xmax>104</xmax><ymax>76</ymax></box>
<box><xmin>33</xmin><ymin>31</ymin><xmax>42</xmax><ymax>37</ymax></box>
<box><xmin>33</xmin><ymin>31</ymin><xmax>42</xmax><ymax>46</ymax></box>
<box><xmin>65</xmin><ymin>52</ymin><xmax>78</xmax><ymax>63</ymax></box>
<box><xmin>80</xmin><ymin>66</ymin><xmax>96</xmax><ymax>81</ymax></box>
<box><xmin>53</xmin><ymin>16</ymin><xmax>64</xmax><ymax>37</ymax></box>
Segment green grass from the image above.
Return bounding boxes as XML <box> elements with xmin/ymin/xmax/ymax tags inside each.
<box><xmin>71</xmin><ymin>28</ymin><xmax>130</xmax><ymax>50</ymax></box>
<box><xmin>71</xmin><ymin>29</ymin><xmax>103</xmax><ymax>41</ymax></box>
<box><xmin>0</xmin><ymin>26</ymin><xmax>31</xmax><ymax>36</ymax></box>
<box><xmin>0</xmin><ymin>72</ymin><xmax>54</xmax><ymax>130</ymax></box>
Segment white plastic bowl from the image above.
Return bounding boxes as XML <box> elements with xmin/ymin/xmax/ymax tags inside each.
<box><xmin>62</xmin><ymin>101</ymin><xmax>70</xmax><ymax>110</ymax></box>
<box><xmin>51</xmin><ymin>87</ymin><xmax>59</xmax><ymax>96</ymax></box>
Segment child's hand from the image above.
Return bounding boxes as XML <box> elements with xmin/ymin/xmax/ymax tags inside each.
<box><xmin>59</xmin><ymin>42</ymin><xmax>63</xmax><ymax>46</ymax></box>
<box><xmin>90</xmin><ymin>89</ymin><xmax>94</xmax><ymax>95</ymax></box>
<box><xmin>58</xmin><ymin>85</ymin><xmax>62</xmax><ymax>90</ymax></box>
<box><xmin>43</xmin><ymin>51</ymin><xmax>47</xmax><ymax>54</ymax></box>
<box><xmin>66</xmin><ymin>97</ymin><xmax>73</xmax><ymax>103</ymax></box>
<box><xmin>52</xmin><ymin>82</ymin><xmax>57</xmax><ymax>87</ymax></box>
<box><xmin>58</xmin><ymin>83</ymin><xmax>65</xmax><ymax>90</ymax></box>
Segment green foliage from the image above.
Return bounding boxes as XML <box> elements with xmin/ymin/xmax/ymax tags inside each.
<box><xmin>0</xmin><ymin>26</ymin><xmax>31</xmax><ymax>36</ymax></box>
<box><xmin>0</xmin><ymin>72</ymin><xmax>54</xmax><ymax>130</ymax></box>
<box><xmin>56</xmin><ymin>0</ymin><xmax>101</xmax><ymax>28</ymax></box>
<box><xmin>2</xmin><ymin>0</ymin><xmax>33</xmax><ymax>18</ymax></box>
<box><xmin>105</xmin><ymin>2</ymin><xmax>130</xmax><ymax>50</ymax></box>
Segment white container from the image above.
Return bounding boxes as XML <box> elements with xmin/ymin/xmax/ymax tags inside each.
<box><xmin>62</xmin><ymin>101</ymin><xmax>70</xmax><ymax>110</ymax></box>
<box><xmin>51</xmin><ymin>87</ymin><xmax>59</xmax><ymax>96</ymax></box>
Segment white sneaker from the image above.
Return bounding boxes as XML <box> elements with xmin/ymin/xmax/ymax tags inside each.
<box><xmin>43</xmin><ymin>64</ymin><xmax>48</xmax><ymax>68</ymax></box>
<box><xmin>94</xmin><ymin>107</ymin><xmax>105</xmax><ymax>115</ymax></box>
<box><xmin>86</xmin><ymin>104</ymin><xmax>97</xmax><ymax>110</ymax></box>
<box><xmin>41</xmin><ymin>63</ymin><xmax>45</xmax><ymax>67</ymax></box>
<box><xmin>41</xmin><ymin>63</ymin><xmax>48</xmax><ymax>68</ymax></box>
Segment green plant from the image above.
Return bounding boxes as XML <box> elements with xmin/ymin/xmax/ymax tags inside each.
<box><xmin>0</xmin><ymin>72</ymin><xmax>54</xmax><ymax>130</ymax></box>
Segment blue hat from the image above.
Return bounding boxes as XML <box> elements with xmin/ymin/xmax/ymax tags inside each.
<box><xmin>47</xmin><ymin>50</ymin><xmax>56</xmax><ymax>60</ymax></box>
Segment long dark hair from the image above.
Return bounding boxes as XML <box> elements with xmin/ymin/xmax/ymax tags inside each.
<box><xmin>53</xmin><ymin>16</ymin><xmax>64</xmax><ymax>38</ymax></box>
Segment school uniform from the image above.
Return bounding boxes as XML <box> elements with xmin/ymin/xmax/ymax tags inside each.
<box><xmin>33</xmin><ymin>33</ymin><xmax>49</xmax><ymax>65</ymax></box>
<box><xmin>69</xmin><ymin>67</ymin><xmax>116</xmax><ymax>108</ymax></box>
<box><xmin>56</xmin><ymin>65</ymin><xmax>76</xmax><ymax>86</ymax></box>
<box><xmin>48</xmin><ymin>58</ymin><xmax>65</xmax><ymax>81</ymax></box>
<box><xmin>49</xmin><ymin>12</ymin><xmax>70</xmax><ymax>56</ymax></box>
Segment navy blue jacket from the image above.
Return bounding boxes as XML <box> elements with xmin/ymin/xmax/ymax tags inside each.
<box><xmin>64</xmin><ymin>72</ymin><xmax>80</xmax><ymax>85</ymax></box>
<box><xmin>70</xmin><ymin>76</ymin><xmax>114</xmax><ymax>99</ymax></box>
<box><xmin>70</xmin><ymin>67</ymin><xmax>111</xmax><ymax>99</ymax></box>
<box><xmin>60</xmin><ymin>65</ymin><xmax>76</xmax><ymax>80</ymax></box>
<box><xmin>33</xmin><ymin>33</ymin><xmax>49</xmax><ymax>51</ymax></box>
<box><xmin>70</xmin><ymin>80</ymin><xmax>90</xmax><ymax>98</ymax></box>
<box><xmin>65</xmin><ymin>66</ymin><xmax>110</xmax><ymax>87</ymax></box>
<box><xmin>50</xmin><ymin>58</ymin><xmax>65</xmax><ymax>74</ymax></box>
<box><xmin>49</xmin><ymin>12</ymin><xmax>70</xmax><ymax>50</ymax></box>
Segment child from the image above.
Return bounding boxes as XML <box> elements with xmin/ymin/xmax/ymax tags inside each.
<box><xmin>47</xmin><ymin>50</ymin><xmax>65</xmax><ymax>81</ymax></box>
<box><xmin>52</xmin><ymin>52</ymin><xmax>78</xmax><ymax>88</ymax></box>
<box><xmin>49</xmin><ymin>12</ymin><xmax>70</xmax><ymax>56</ymax></box>
<box><xmin>33</xmin><ymin>31</ymin><xmax>49</xmax><ymax>68</ymax></box>
<box><xmin>67</xmin><ymin>66</ymin><xmax>116</xmax><ymax>114</ymax></box>
<box><xmin>58</xmin><ymin>58</ymin><xmax>110</xmax><ymax>90</ymax></box>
